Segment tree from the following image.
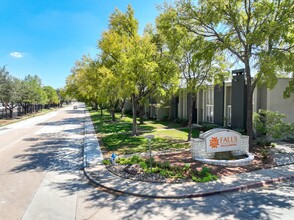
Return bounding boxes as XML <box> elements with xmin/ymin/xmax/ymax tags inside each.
<box><xmin>284</xmin><ymin>74</ymin><xmax>294</xmax><ymax>99</ymax></box>
<box><xmin>67</xmin><ymin>55</ymin><xmax>114</xmax><ymax>118</ymax></box>
<box><xmin>157</xmin><ymin>6</ymin><xmax>228</xmax><ymax>140</ymax></box>
<box><xmin>172</xmin><ymin>0</ymin><xmax>294</xmax><ymax>149</ymax></box>
<box><xmin>56</xmin><ymin>88</ymin><xmax>71</xmax><ymax>106</ymax></box>
<box><xmin>0</xmin><ymin>67</ymin><xmax>23</xmax><ymax>118</ymax></box>
<box><xmin>22</xmin><ymin>75</ymin><xmax>45</xmax><ymax>113</ymax></box>
<box><xmin>0</xmin><ymin>66</ymin><xmax>10</xmax><ymax>117</ymax></box>
<box><xmin>43</xmin><ymin>86</ymin><xmax>59</xmax><ymax>108</ymax></box>
<box><xmin>0</xmin><ymin>77</ymin><xmax>21</xmax><ymax>118</ymax></box>
<box><xmin>144</xmin><ymin>24</ymin><xmax>180</xmax><ymax>122</ymax></box>
<box><xmin>99</xmin><ymin>5</ymin><xmax>160</xmax><ymax>134</ymax></box>
<box><xmin>0</xmin><ymin>66</ymin><xmax>9</xmax><ymax>95</ymax></box>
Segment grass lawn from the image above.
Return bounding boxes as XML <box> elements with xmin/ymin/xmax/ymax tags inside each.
<box><xmin>148</xmin><ymin>128</ymin><xmax>199</xmax><ymax>140</ymax></box>
<box><xmin>142</xmin><ymin>119</ymin><xmax>183</xmax><ymax>129</ymax></box>
<box><xmin>88</xmin><ymin>108</ymin><xmax>199</xmax><ymax>155</ymax></box>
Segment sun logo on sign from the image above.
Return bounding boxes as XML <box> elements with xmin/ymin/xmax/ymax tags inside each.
<box><xmin>209</xmin><ymin>137</ymin><xmax>219</xmax><ymax>148</ymax></box>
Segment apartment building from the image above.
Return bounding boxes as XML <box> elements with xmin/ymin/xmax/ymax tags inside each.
<box><xmin>148</xmin><ymin>69</ymin><xmax>294</xmax><ymax>129</ymax></box>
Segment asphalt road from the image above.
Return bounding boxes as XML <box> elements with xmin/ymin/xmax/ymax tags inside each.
<box><xmin>0</xmin><ymin>104</ymin><xmax>293</xmax><ymax>220</ymax></box>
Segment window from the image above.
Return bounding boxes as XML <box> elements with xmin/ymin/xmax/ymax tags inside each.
<box><xmin>207</xmin><ymin>88</ymin><xmax>214</xmax><ymax>105</ymax></box>
<box><xmin>206</xmin><ymin>105</ymin><xmax>214</xmax><ymax>122</ymax></box>
<box><xmin>227</xmin><ymin>105</ymin><xmax>232</xmax><ymax>126</ymax></box>
<box><xmin>206</xmin><ymin>88</ymin><xmax>214</xmax><ymax>122</ymax></box>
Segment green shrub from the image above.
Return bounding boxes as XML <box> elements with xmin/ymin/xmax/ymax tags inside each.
<box><xmin>116</xmin><ymin>157</ymin><xmax>132</xmax><ymax>165</ymax></box>
<box><xmin>167</xmin><ymin>170</ymin><xmax>175</xmax><ymax>177</ymax></box>
<box><xmin>183</xmin><ymin>163</ymin><xmax>190</xmax><ymax>171</ymax></box>
<box><xmin>191</xmin><ymin>166</ymin><xmax>218</xmax><ymax>182</ymax></box>
<box><xmin>159</xmin><ymin>161</ymin><xmax>171</xmax><ymax>169</ymax></box>
<box><xmin>139</xmin><ymin>161</ymin><xmax>148</xmax><ymax>170</ymax></box>
<box><xmin>260</xmin><ymin>149</ymin><xmax>269</xmax><ymax>160</ymax></box>
<box><xmin>199</xmin><ymin>166</ymin><xmax>211</xmax><ymax>177</ymax></box>
<box><xmin>114</xmin><ymin>155</ymin><xmax>218</xmax><ymax>182</ymax></box>
<box><xmin>160</xmin><ymin>169</ymin><xmax>168</xmax><ymax>177</ymax></box>
<box><xmin>254</xmin><ymin>109</ymin><xmax>294</xmax><ymax>146</ymax></box>
<box><xmin>146</xmin><ymin>157</ymin><xmax>156</xmax><ymax>167</ymax></box>
<box><xmin>130</xmin><ymin>155</ymin><xmax>143</xmax><ymax>164</ymax></box>
<box><xmin>233</xmin><ymin>128</ymin><xmax>246</xmax><ymax>135</ymax></box>
<box><xmin>200</xmin><ymin>122</ymin><xmax>221</xmax><ymax>131</ymax></box>
<box><xmin>174</xmin><ymin>173</ymin><xmax>184</xmax><ymax>179</ymax></box>
<box><xmin>199</xmin><ymin>173</ymin><xmax>218</xmax><ymax>182</ymax></box>
<box><xmin>151</xmin><ymin>167</ymin><xmax>160</xmax><ymax>173</ymax></box>
<box><xmin>102</xmin><ymin>159</ymin><xmax>111</xmax><ymax>165</ymax></box>
<box><xmin>174</xmin><ymin>118</ymin><xmax>189</xmax><ymax>126</ymax></box>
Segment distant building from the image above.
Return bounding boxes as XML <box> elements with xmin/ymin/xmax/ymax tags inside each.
<box><xmin>146</xmin><ymin>69</ymin><xmax>294</xmax><ymax>129</ymax></box>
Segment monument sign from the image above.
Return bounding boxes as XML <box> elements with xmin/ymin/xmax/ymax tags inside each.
<box><xmin>200</xmin><ymin>129</ymin><xmax>242</xmax><ymax>153</ymax></box>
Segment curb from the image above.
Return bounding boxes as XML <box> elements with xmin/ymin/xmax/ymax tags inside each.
<box><xmin>82</xmin><ymin>108</ymin><xmax>294</xmax><ymax>199</ymax></box>
<box><xmin>82</xmin><ymin>165</ymin><xmax>294</xmax><ymax>199</ymax></box>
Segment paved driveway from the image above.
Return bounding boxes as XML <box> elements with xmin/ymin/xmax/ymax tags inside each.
<box><xmin>0</xmin><ymin>105</ymin><xmax>87</xmax><ymax>219</ymax></box>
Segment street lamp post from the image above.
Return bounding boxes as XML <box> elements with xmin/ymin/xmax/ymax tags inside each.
<box><xmin>145</xmin><ymin>135</ymin><xmax>154</xmax><ymax>171</ymax></box>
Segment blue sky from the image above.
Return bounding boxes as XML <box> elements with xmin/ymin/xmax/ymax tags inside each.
<box><xmin>1</xmin><ymin>0</ymin><xmax>167</xmax><ymax>89</ymax></box>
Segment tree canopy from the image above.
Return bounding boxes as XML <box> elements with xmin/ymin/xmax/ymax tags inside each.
<box><xmin>66</xmin><ymin>5</ymin><xmax>180</xmax><ymax>135</ymax></box>
<box><xmin>156</xmin><ymin>5</ymin><xmax>229</xmax><ymax>140</ymax></box>
<box><xmin>0</xmin><ymin>66</ymin><xmax>61</xmax><ymax>118</ymax></box>
<box><xmin>65</xmin><ymin>2</ymin><xmax>293</xmax><ymax>145</ymax></box>
<box><xmin>168</xmin><ymin>0</ymin><xmax>294</xmax><ymax>148</ymax></box>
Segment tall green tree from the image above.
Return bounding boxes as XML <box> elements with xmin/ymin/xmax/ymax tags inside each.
<box><xmin>56</xmin><ymin>88</ymin><xmax>71</xmax><ymax>106</ymax></box>
<box><xmin>69</xmin><ymin>55</ymin><xmax>116</xmax><ymax>118</ymax></box>
<box><xmin>0</xmin><ymin>74</ymin><xmax>22</xmax><ymax>118</ymax></box>
<box><xmin>144</xmin><ymin>24</ymin><xmax>180</xmax><ymax>122</ymax></box>
<box><xmin>172</xmin><ymin>0</ymin><xmax>294</xmax><ymax>148</ymax></box>
<box><xmin>99</xmin><ymin>5</ymin><xmax>160</xmax><ymax>135</ymax></box>
<box><xmin>0</xmin><ymin>67</ymin><xmax>24</xmax><ymax>118</ymax></box>
<box><xmin>43</xmin><ymin>86</ymin><xmax>59</xmax><ymax>108</ymax></box>
<box><xmin>157</xmin><ymin>6</ymin><xmax>228</xmax><ymax>140</ymax></box>
<box><xmin>22</xmin><ymin>75</ymin><xmax>46</xmax><ymax>113</ymax></box>
<box><xmin>0</xmin><ymin>66</ymin><xmax>9</xmax><ymax>95</ymax></box>
<box><xmin>284</xmin><ymin>73</ymin><xmax>294</xmax><ymax>99</ymax></box>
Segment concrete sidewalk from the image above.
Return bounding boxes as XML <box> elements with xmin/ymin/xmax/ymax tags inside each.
<box><xmin>82</xmin><ymin>109</ymin><xmax>294</xmax><ymax>198</ymax></box>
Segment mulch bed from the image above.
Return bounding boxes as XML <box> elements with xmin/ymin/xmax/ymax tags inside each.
<box><xmin>106</xmin><ymin>146</ymin><xmax>275</xmax><ymax>183</ymax></box>
<box><xmin>153</xmin><ymin>148</ymin><xmax>275</xmax><ymax>177</ymax></box>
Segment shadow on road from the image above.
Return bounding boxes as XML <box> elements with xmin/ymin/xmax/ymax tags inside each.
<box><xmin>36</xmin><ymin>117</ymin><xmax>84</xmax><ymax>127</ymax></box>
<box><xmin>10</xmin><ymin>112</ymin><xmax>85</xmax><ymax>174</ymax></box>
<box><xmin>8</xmin><ymin>107</ymin><xmax>294</xmax><ymax>219</ymax></box>
<box><xmin>10</xmin><ymin>137</ymin><xmax>83</xmax><ymax>173</ymax></box>
<box><xmin>49</xmin><ymin>177</ymin><xmax>294</xmax><ymax>219</ymax></box>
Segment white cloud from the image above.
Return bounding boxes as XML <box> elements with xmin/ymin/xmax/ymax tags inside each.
<box><xmin>10</xmin><ymin>52</ymin><xmax>23</xmax><ymax>58</ymax></box>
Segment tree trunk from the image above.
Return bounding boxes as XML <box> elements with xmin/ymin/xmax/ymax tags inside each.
<box><xmin>132</xmin><ymin>94</ymin><xmax>138</xmax><ymax>136</ymax></box>
<box><xmin>111</xmin><ymin>108</ymin><xmax>116</xmax><ymax>122</ymax></box>
<box><xmin>245</xmin><ymin>63</ymin><xmax>254</xmax><ymax>151</ymax></box>
<box><xmin>25</xmin><ymin>104</ymin><xmax>27</xmax><ymax>114</ymax></box>
<box><xmin>4</xmin><ymin>103</ymin><xmax>8</xmax><ymax>118</ymax></box>
<box><xmin>169</xmin><ymin>98</ymin><xmax>172</xmax><ymax>120</ymax></box>
<box><xmin>187</xmin><ymin>94</ymin><xmax>193</xmax><ymax>141</ymax></box>
<box><xmin>100</xmin><ymin>107</ymin><xmax>103</xmax><ymax>117</ymax></box>
<box><xmin>120</xmin><ymin>99</ymin><xmax>126</xmax><ymax>118</ymax></box>
<box><xmin>139</xmin><ymin>104</ymin><xmax>145</xmax><ymax>124</ymax></box>
<box><xmin>9</xmin><ymin>108</ymin><xmax>13</xmax><ymax>118</ymax></box>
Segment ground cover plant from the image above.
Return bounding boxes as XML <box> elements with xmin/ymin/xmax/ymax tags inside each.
<box><xmin>103</xmin><ymin>155</ymin><xmax>218</xmax><ymax>183</ymax></box>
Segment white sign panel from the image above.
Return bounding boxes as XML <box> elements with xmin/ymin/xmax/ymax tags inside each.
<box><xmin>201</xmin><ymin>129</ymin><xmax>242</xmax><ymax>153</ymax></box>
